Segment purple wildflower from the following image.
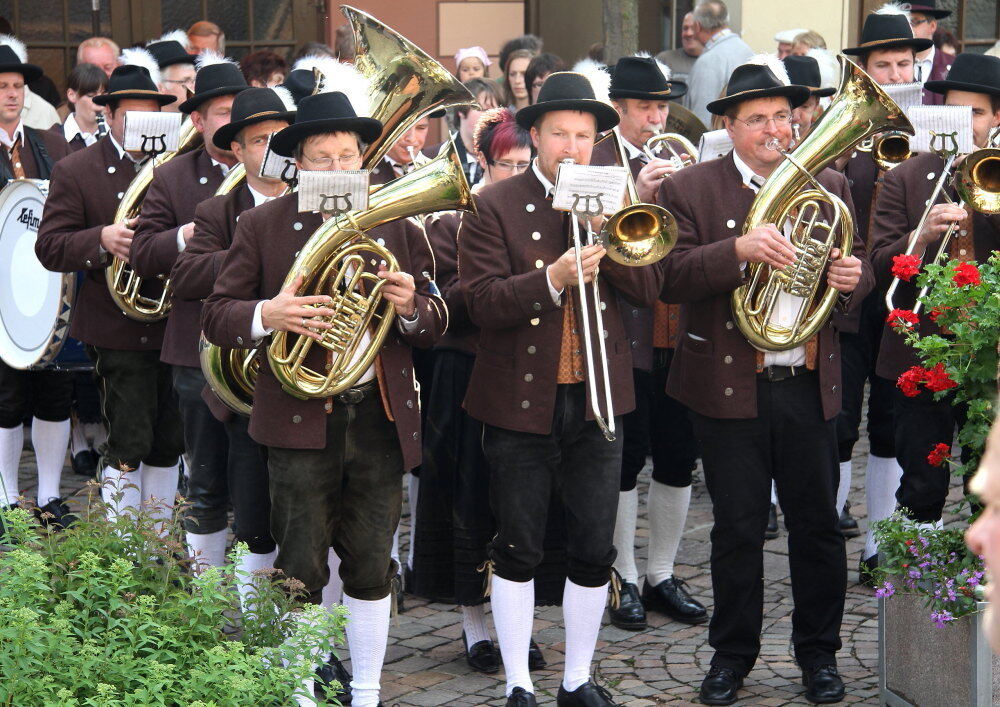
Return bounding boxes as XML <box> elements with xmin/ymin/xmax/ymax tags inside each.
<box><xmin>930</xmin><ymin>610</ymin><xmax>956</xmax><ymax>628</ymax></box>
<box><xmin>875</xmin><ymin>581</ymin><xmax>895</xmax><ymax>598</ymax></box>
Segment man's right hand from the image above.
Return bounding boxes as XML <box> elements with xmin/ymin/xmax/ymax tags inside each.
<box><xmin>100</xmin><ymin>218</ymin><xmax>136</xmax><ymax>262</ymax></box>
<box><xmin>547</xmin><ymin>244</ymin><xmax>606</xmax><ymax>290</ymax></box>
<box><xmin>735</xmin><ymin>224</ymin><xmax>797</xmax><ymax>269</ymax></box>
<box><xmin>635</xmin><ymin>157</ymin><xmax>681</xmax><ymax>203</ymax></box>
<box><xmin>914</xmin><ymin>203</ymin><xmax>967</xmax><ymax>250</ymax></box>
<box><xmin>261</xmin><ymin>273</ymin><xmax>337</xmax><ymax>341</ymax></box>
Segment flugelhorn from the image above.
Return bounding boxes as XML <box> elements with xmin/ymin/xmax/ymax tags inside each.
<box><xmin>107</xmin><ymin>117</ymin><xmax>203</xmax><ymax>322</ymax></box>
<box><xmin>644</xmin><ymin>130</ymin><xmax>698</xmax><ymax>169</ymax></box>
<box><xmin>733</xmin><ymin>55</ymin><xmax>914</xmax><ymax>351</ymax></box>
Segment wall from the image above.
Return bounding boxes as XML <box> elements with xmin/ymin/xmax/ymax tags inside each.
<box><xmin>732</xmin><ymin>0</ymin><xmax>859</xmax><ymax>54</ymax></box>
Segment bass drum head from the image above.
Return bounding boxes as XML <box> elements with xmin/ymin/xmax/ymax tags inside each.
<box><xmin>0</xmin><ymin>179</ymin><xmax>75</xmax><ymax>369</ymax></box>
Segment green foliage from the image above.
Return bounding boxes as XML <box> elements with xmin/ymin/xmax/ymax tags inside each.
<box><xmin>0</xmin><ymin>485</ymin><xmax>345</xmax><ymax>706</ymax></box>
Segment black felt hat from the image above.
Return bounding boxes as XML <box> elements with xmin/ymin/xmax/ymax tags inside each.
<box><xmin>609</xmin><ymin>56</ymin><xmax>687</xmax><ymax>101</ymax></box>
<box><xmin>782</xmin><ymin>55</ymin><xmax>835</xmax><ymax>98</ymax></box>
<box><xmin>515</xmin><ymin>71</ymin><xmax>620</xmax><ymax>132</ymax></box>
<box><xmin>212</xmin><ymin>87</ymin><xmax>297</xmax><ymax>150</ymax></box>
<box><xmin>269</xmin><ymin>91</ymin><xmax>383</xmax><ymax>157</ymax></box>
<box><xmin>706</xmin><ymin>63</ymin><xmax>811</xmax><ymax>116</ymax></box>
<box><xmin>178</xmin><ymin>61</ymin><xmax>248</xmax><ymax>113</ymax></box>
<box><xmin>146</xmin><ymin>40</ymin><xmax>194</xmax><ymax>69</ymax></box>
<box><xmin>907</xmin><ymin>1</ymin><xmax>952</xmax><ymax>20</ymax></box>
<box><xmin>280</xmin><ymin>69</ymin><xmax>317</xmax><ymax>105</ymax></box>
<box><xmin>0</xmin><ymin>44</ymin><xmax>42</xmax><ymax>83</ymax></box>
<box><xmin>925</xmin><ymin>53</ymin><xmax>1000</xmax><ymax>97</ymax></box>
<box><xmin>843</xmin><ymin>12</ymin><xmax>933</xmax><ymax>56</ymax></box>
<box><xmin>92</xmin><ymin>65</ymin><xmax>176</xmax><ymax>106</ymax></box>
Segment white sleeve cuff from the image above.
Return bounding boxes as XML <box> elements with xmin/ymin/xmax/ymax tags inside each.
<box><xmin>250</xmin><ymin>300</ymin><xmax>274</xmax><ymax>341</ymax></box>
<box><xmin>397</xmin><ymin>309</ymin><xmax>419</xmax><ymax>332</ymax></box>
<box><xmin>545</xmin><ymin>266</ymin><xmax>564</xmax><ymax>304</ymax></box>
<box><xmin>177</xmin><ymin>226</ymin><xmax>187</xmax><ymax>252</ymax></box>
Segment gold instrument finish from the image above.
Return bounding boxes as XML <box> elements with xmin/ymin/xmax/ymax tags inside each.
<box><xmin>645</xmin><ymin>131</ymin><xmax>699</xmax><ymax>168</ymax></box>
<box><xmin>733</xmin><ymin>55</ymin><xmax>914</xmax><ymax>352</ymax></box>
<box><xmin>199</xmin><ymin>333</ymin><xmax>258</xmax><ymax>416</ymax></box>
<box><xmin>955</xmin><ymin>131</ymin><xmax>1000</xmax><ymax>215</ymax></box>
<box><xmin>107</xmin><ymin>117</ymin><xmax>203</xmax><ymax>322</ymax></box>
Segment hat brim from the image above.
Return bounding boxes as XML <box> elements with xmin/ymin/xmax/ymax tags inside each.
<box><xmin>515</xmin><ymin>98</ymin><xmax>620</xmax><ymax>132</ymax></box>
<box><xmin>269</xmin><ymin>117</ymin><xmax>384</xmax><ymax>157</ymax></box>
<box><xmin>93</xmin><ymin>90</ymin><xmax>177</xmax><ymax>106</ymax></box>
<box><xmin>907</xmin><ymin>7</ymin><xmax>952</xmax><ymax>18</ymax></box>
<box><xmin>159</xmin><ymin>55</ymin><xmax>196</xmax><ymax>69</ymax></box>
<box><xmin>179</xmin><ymin>85</ymin><xmax>248</xmax><ymax>113</ymax></box>
<box><xmin>924</xmin><ymin>79</ymin><xmax>1000</xmax><ymax>97</ymax></box>
<box><xmin>842</xmin><ymin>37</ymin><xmax>933</xmax><ymax>56</ymax></box>
<box><xmin>610</xmin><ymin>83</ymin><xmax>688</xmax><ymax>101</ymax></box>
<box><xmin>0</xmin><ymin>62</ymin><xmax>43</xmax><ymax>83</ymax></box>
<box><xmin>810</xmin><ymin>86</ymin><xmax>837</xmax><ymax>98</ymax></box>
<box><xmin>707</xmin><ymin>85</ymin><xmax>812</xmax><ymax>116</ymax></box>
<box><xmin>213</xmin><ymin>110</ymin><xmax>297</xmax><ymax>150</ymax></box>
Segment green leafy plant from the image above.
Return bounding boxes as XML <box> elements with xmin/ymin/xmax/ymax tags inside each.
<box><xmin>0</xmin><ymin>481</ymin><xmax>346</xmax><ymax>706</ymax></box>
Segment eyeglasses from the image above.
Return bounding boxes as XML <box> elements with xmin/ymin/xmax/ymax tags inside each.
<box><xmin>733</xmin><ymin>112</ymin><xmax>793</xmax><ymax>131</ymax></box>
<box><xmin>301</xmin><ymin>153</ymin><xmax>362</xmax><ymax>169</ymax></box>
<box><xmin>910</xmin><ymin>17</ymin><xmax>931</xmax><ymax>27</ymax></box>
<box><xmin>490</xmin><ymin>160</ymin><xmax>531</xmax><ymax>173</ymax></box>
<box><xmin>163</xmin><ymin>77</ymin><xmax>196</xmax><ymax>89</ymax></box>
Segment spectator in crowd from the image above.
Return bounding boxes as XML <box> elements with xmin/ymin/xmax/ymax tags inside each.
<box><xmin>967</xmin><ymin>422</ymin><xmax>1000</xmax><ymax>653</ymax></box>
<box><xmin>332</xmin><ymin>27</ymin><xmax>356</xmax><ymax>62</ymax></box>
<box><xmin>454</xmin><ymin>46</ymin><xmax>491</xmax><ymax>82</ymax></box>
<box><xmin>587</xmin><ymin>43</ymin><xmax>605</xmax><ymax>64</ymax></box>
<box><xmin>294</xmin><ymin>41</ymin><xmax>336</xmax><ymax>63</ymax></box>
<box><xmin>188</xmin><ymin>21</ymin><xmax>224</xmax><ymax>54</ymax></box>
<box><xmin>498</xmin><ymin>34</ymin><xmax>542</xmax><ymax>79</ymax></box>
<box><xmin>240</xmin><ymin>50</ymin><xmax>287</xmax><ymax>87</ymax></box>
<box><xmin>657</xmin><ymin>12</ymin><xmax>705</xmax><ymax>87</ymax></box>
<box><xmin>77</xmin><ymin>37</ymin><xmax>120</xmax><ymax>77</ymax></box>
<box><xmin>933</xmin><ymin>27</ymin><xmax>958</xmax><ymax>55</ymax></box>
<box><xmin>502</xmin><ymin>48</ymin><xmax>534</xmax><ymax>111</ymax></box>
<box><xmin>791</xmin><ymin>30</ymin><xmax>839</xmax><ymax>92</ymax></box>
<box><xmin>524</xmin><ymin>53</ymin><xmax>565</xmax><ymax>104</ymax></box>
<box><xmin>773</xmin><ymin>28</ymin><xmax>807</xmax><ymax>59</ymax></box>
<box><xmin>686</xmin><ymin>0</ymin><xmax>753</xmax><ymax>125</ymax></box>
<box><xmin>146</xmin><ymin>30</ymin><xmax>197</xmax><ymax>112</ymax></box>
<box><xmin>426</xmin><ymin>77</ymin><xmax>503</xmax><ymax>185</ymax></box>
<box><xmin>47</xmin><ymin>62</ymin><xmax>107</xmax><ymax>151</ymax></box>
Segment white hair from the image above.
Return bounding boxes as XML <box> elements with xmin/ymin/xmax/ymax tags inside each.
<box><xmin>293</xmin><ymin>55</ymin><xmax>371</xmax><ymax>117</ymax></box>
<box><xmin>876</xmin><ymin>2</ymin><xmax>911</xmax><ymax>19</ymax></box>
<box><xmin>119</xmin><ymin>46</ymin><xmax>161</xmax><ymax>86</ymax></box>
<box><xmin>744</xmin><ymin>53</ymin><xmax>790</xmax><ymax>86</ymax></box>
<box><xmin>571</xmin><ymin>59</ymin><xmax>612</xmax><ymax>104</ymax></box>
<box><xmin>634</xmin><ymin>51</ymin><xmax>672</xmax><ymax>83</ymax></box>
<box><xmin>0</xmin><ymin>35</ymin><xmax>27</xmax><ymax>63</ymax></box>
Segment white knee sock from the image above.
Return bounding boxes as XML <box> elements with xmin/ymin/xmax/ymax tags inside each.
<box><xmin>562</xmin><ymin>580</ymin><xmax>608</xmax><ymax>692</ymax></box>
<box><xmin>236</xmin><ymin>548</ymin><xmax>277</xmax><ymax>615</ymax></box>
<box><xmin>33</xmin><ymin>417</ymin><xmax>70</xmax><ymax>505</ymax></box>
<box><xmin>462</xmin><ymin>603</ymin><xmax>492</xmax><ymax>647</ymax></box>
<box><xmin>139</xmin><ymin>463</ymin><xmax>179</xmax><ymax>530</ymax></box>
<box><xmin>187</xmin><ymin>528</ymin><xmax>229</xmax><ymax>572</ymax></box>
<box><xmin>344</xmin><ymin>593</ymin><xmax>391</xmax><ymax>707</ymax></box>
<box><xmin>322</xmin><ymin>547</ymin><xmax>344</xmax><ymax>609</ymax></box>
<box><xmin>646</xmin><ymin>481</ymin><xmax>692</xmax><ymax>586</ymax></box>
<box><xmin>407</xmin><ymin>472</ymin><xmax>419</xmax><ymax>570</ymax></box>
<box><xmin>864</xmin><ymin>455</ymin><xmax>904</xmax><ymax>559</ymax></box>
<box><xmin>771</xmin><ymin>481</ymin><xmax>778</xmax><ymax>507</ymax></box>
<box><xmin>836</xmin><ymin>460</ymin><xmax>852</xmax><ymax>515</ymax></box>
<box><xmin>0</xmin><ymin>425</ymin><xmax>23</xmax><ymax>505</ymax></box>
<box><xmin>70</xmin><ymin>418</ymin><xmax>88</xmax><ymax>456</ymax></box>
<box><xmin>612</xmin><ymin>488</ymin><xmax>639</xmax><ymax>586</ymax></box>
<box><xmin>390</xmin><ymin>523</ymin><xmax>400</xmax><ymax>566</ymax></box>
<box><xmin>491</xmin><ymin>575</ymin><xmax>535</xmax><ymax>696</ymax></box>
<box><xmin>102</xmin><ymin>465</ymin><xmax>141</xmax><ymax>519</ymax></box>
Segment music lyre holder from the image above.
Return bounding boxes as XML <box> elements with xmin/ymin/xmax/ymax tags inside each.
<box><xmin>318</xmin><ymin>192</ymin><xmax>354</xmax><ymax>218</ymax></box>
<box><xmin>139</xmin><ymin>133</ymin><xmax>168</xmax><ymax>160</ymax></box>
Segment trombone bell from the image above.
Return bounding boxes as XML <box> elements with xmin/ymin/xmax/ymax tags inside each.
<box><xmin>956</xmin><ymin>148</ymin><xmax>1000</xmax><ymax>214</ymax></box>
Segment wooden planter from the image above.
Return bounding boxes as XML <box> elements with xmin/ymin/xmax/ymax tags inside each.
<box><xmin>879</xmin><ymin>595</ymin><xmax>1000</xmax><ymax>706</ymax></box>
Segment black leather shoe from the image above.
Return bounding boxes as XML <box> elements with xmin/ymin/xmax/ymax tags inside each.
<box><xmin>765</xmin><ymin>504</ymin><xmax>780</xmax><ymax>539</ymax></box>
<box><xmin>609</xmin><ymin>581</ymin><xmax>647</xmax><ymax>630</ymax></box>
<box><xmin>315</xmin><ymin>654</ymin><xmax>352</xmax><ymax>704</ymax></box>
<box><xmin>35</xmin><ymin>498</ymin><xmax>76</xmax><ymax>530</ymax></box>
<box><xmin>858</xmin><ymin>555</ymin><xmax>879</xmax><ymax>588</ymax></box>
<box><xmin>463</xmin><ymin>631</ymin><xmax>500</xmax><ymax>674</ymax></box>
<box><xmin>641</xmin><ymin>577</ymin><xmax>708</xmax><ymax>624</ymax></box>
<box><xmin>699</xmin><ymin>666</ymin><xmax>743</xmax><ymax>705</ymax></box>
<box><xmin>506</xmin><ymin>687</ymin><xmax>537</xmax><ymax>706</ymax></box>
<box><xmin>839</xmin><ymin>504</ymin><xmax>860</xmax><ymax>538</ymax></box>
<box><xmin>556</xmin><ymin>680</ymin><xmax>616</xmax><ymax>705</ymax></box>
<box><xmin>71</xmin><ymin>450</ymin><xmax>99</xmax><ymax>477</ymax></box>
<box><xmin>528</xmin><ymin>638</ymin><xmax>546</xmax><ymax>671</ymax></box>
<box><xmin>802</xmin><ymin>664</ymin><xmax>845</xmax><ymax>703</ymax></box>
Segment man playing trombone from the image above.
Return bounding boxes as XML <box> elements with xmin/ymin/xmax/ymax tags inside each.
<box><xmin>459</xmin><ymin>71</ymin><xmax>662</xmax><ymax>707</ymax></box>
<box><xmin>870</xmin><ymin>52</ymin><xmax>1000</xmax><ymax>529</ymax></box>
<box><xmin>658</xmin><ymin>60</ymin><xmax>872</xmax><ymax>704</ymax></box>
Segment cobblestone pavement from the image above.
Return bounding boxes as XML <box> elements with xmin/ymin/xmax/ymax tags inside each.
<box><xmin>16</xmin><ymin>431</ymin><xmax>965</xmax><ymax>706</ymax></box>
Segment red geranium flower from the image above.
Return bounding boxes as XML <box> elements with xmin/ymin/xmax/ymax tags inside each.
<box><xmin>953</xmin><ymin>261</ymin><xmax>981</xmax><ymax>287</ymax></box>
<box><xmin>891</xmin><ymin>254</ymin><xmax>922</xmax><ymax>282</ymax></box>
<box><xmin>887</xmin><ymin>308</ymin><xmax>919</xmax><ymax>330</ymax></box>
<box><xmin>896</xmin><ymin>366</ymin><xmax>926</xmax><ymax>397</ymax></box>
<box><xmin>929</xmin><ymin>306</ymin><xmax>951</xmax><ymax>323</ymax></box>
<box><xmin>927</xmin><ymin>442</ymin><xmax>951</xmax><ymax>467</ymax></box>
<box><xmin>923</xmin><ymin>362</ymin><xmax>958</xmax><ymax>393</ymax></box>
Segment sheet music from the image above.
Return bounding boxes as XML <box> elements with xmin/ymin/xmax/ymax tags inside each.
<box><xmin>260</xmin><ymin>133</ymin><xmax>297</xmax><ymax>182</ymax></box>
<box><xmin>698</xmin><ymin>129</ymin><xmax>733</xmax><ymax>162</ymax></box>
<box><xmin>297</xmin><ymin>170</ymin><xmax>370</xmax><ymax>215</ymax></box>
<box><xmin>907</xmin><ymin>105</ymin><xmax>974</xmax><ymax>155</ymax></box>
<box><xmin>551</xmin><ymin>163</ymin><xmax>628</xmax><ymax>216</ymax></box>
<box><xmin>882</xmin><ymin>81</ymin><xmax>924</xmax><ymax>110</ymax></box>
<box><xmin>122</xmin><ymin>111</ymin><xmax>182</xmax><ymax>154</ymax></box>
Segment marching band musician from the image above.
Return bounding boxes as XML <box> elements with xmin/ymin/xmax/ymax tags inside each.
<box><xmin>657</xmin><ymin>61</ymin><xmax>871</xmax><ymax>705</ymax></box>
<box><xmin>145</xmin><ymin>30</ymin><xmax>198</xmax><ymax>111</ymax></box>
<box><xmin>127</xmin><ymin>53</ymin><xmax>248</xmax><ymax>572</ymax></box>
<box><xmin>782</xmin><ymin>55</ymin><xmax>835</xmax><ymax>139</ymax></box>
<box><xmin>459</xmin><ymin>71</ymin><xmax>663</xmax><ymax>707</ymax></box>
<box><xmin>370</xmin><ymin>114</ymin><xmax>432</xmax><ymax>183</ymax></box>
<box><xmin>34</xmin><ymin>65</ymin><xmax>183</xmax><ymax>528</ymax></box>
<box><xmin>0</xmin><ymin>35</ymin><xmax>73</xmax><ymax>533</ymax></box>
<box><xmin>870</xmin><ymin>53</ymin><xmax>1000</xmax><ymax>530</ymax></box>
<box><xmin>839</xmin><ymin>5</ymin><xmax>930</xmax><ymax>581</ymax></box>
<box><xmin>590</xmin><ymin>55</ymin><xmax>708</xmax><ymax>632</ymax></box>
<box><xmin>201</xmin><ymin>90</ymin><xmax>446</xmax><ymax>707</ymax></box>
<box><xmin>46</xmin><ymin>63</ymin><xmax>108</xmax><ymax>153</ymax></box>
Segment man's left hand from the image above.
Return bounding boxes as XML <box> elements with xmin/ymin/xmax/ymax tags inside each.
<box><xmin>379</xmin><ymin>269</ymin><xmax>417</xmax><ymax>317</ymax></box>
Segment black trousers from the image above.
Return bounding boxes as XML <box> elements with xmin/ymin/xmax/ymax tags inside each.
<box><xmin>0</xmin><ymin>359</ymin><xmax>73</xmax><ymax>428</ymax></box>
<box><xmin>484</xmin><ymin>383</ymin><xmax>621</xmax><ymax>588</ymax></box>
<box><xmin>620</xmin><ymin>349</ymin><xmax>699</xmax><ymax>491</ymax></box>
<box><xmin>172</xmin><ymin>366</ymin><xmax>274</xmax><ymax>553</ymax></box>
<box><xmin>72</xmin><ymin>371</ymin><xmax>102</xmax><ymax>425</ymax></box>
<box><xmin>87</xmin><ymin>346</ymin><xmax>184</xmax><ymax>470</ymax></box>
<box><xmin>893</xmin><ymin>388</ymin><xmax>968</xmax><ymax>523</ymax></box>
<box><xmin>266</xmin><ymin>388</ymin><xmax>404</xmax><ymax>603</ymax></box>
<box><xmin>691</xmin><ymin>372</ymin><xmax>845</xmax><ymax>675</ymax></box>
<box><xmin>836</xmin><ymin>290</ymin><xmax>895</xmax><ymax>461</ymax></box>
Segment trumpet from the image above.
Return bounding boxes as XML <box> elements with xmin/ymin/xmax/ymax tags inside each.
<box><xmin>644</xmin><ymin>130</ymin><xmax>699</xmax><ymax>169</ymax></box>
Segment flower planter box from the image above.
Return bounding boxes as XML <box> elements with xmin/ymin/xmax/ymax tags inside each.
<box><xmin>879</xmin><ymin>595</ymin><xmax>1000</xmax><ymax>706</ymax></box>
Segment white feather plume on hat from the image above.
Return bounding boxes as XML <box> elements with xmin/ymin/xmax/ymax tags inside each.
<box><xmin>119</xmin><ymin>46</ymin><xmax>161</xmax><ymax>86</ymax></box>
<box><xmin>271</xmin><ymin>85</ymin><xmax>297</xmax><ymax>112</ymax></box>
<box><xmin>149</xmin><ymin>29</ymin><xmax>190</xmax><ymax>48</ymax></box>
<box><xmin>195</xmin><ymin>49</ymin><xmax>238</xmax><ymax>71</ymax></box>
<box><xmin>633</xmin><ymin>51</ymin><xmax>672</xmax><ymax>83</ymax></box>
<box><xmin>571</xmin><ymin>58</ymin><xmax>612</xmax><ymax>104</ymax></box>
<box><xmin>875</xmin><ymin>2</ymin><xmax>911</xmax><ymax>18</ymax></box>
<box><xmin>743</xmin><ymin>53</ymin><xmax>791</xmax><ymax>86</ymax></box>
<box><xmin>293</xmin><ymin>54</ymin><xmax>372</xmax><ymax>117</ymax></box>
<box><xmin>0</xmin><ymin>34</ymin><xmax>28</xmax><ymax>63</ymax></box>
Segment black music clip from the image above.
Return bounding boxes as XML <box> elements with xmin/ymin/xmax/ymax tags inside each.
<box><xmin>139</xmin><ymin>132</ymin><xmax>168</xmax><ymax>158</ymax></box>
<box><xmin>279</xmin><ymin>160</ymin><xmax>299</xmax><ymax>186</ymax></box>
<box><xmin>318</xmin><ymin>192</ymin><xmax>353</xmax><ymax>217</ymax></box>
<box><xmin>570</xmin><ymin>192</ymin><xmax>604</xmax><ymax>217</ymax></box>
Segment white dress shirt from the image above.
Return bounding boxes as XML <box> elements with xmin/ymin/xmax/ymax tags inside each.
<box><xmin>0</xmin><ymin>120</ymin><xmax>24</xmax><ymax>150</ymax></box>
<box><xmin>63</xmin><ymin>113</ymin><xmax>98</xmax><ymax>148</ymax></box>
<box><xmin>532</xmin><ymin>159</ymin><xmax>570</xmax><ymax>305</ymax></box>
<box><xmin>915</xmin><ymin>46</ymin><xmax>935</xmax><ymax>84</ymax></box>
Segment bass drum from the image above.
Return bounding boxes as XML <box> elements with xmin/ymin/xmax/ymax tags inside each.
<box><xmin>0</xmin><ymin>179</ymin><xmax>89</xmax><ymax>370</ymax></box>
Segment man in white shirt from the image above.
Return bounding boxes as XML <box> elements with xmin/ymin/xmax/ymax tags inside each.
<box><xmin>685</xmin><ymin>0</ymin><xmax>753</xmax><ymax>125</ymax></box>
